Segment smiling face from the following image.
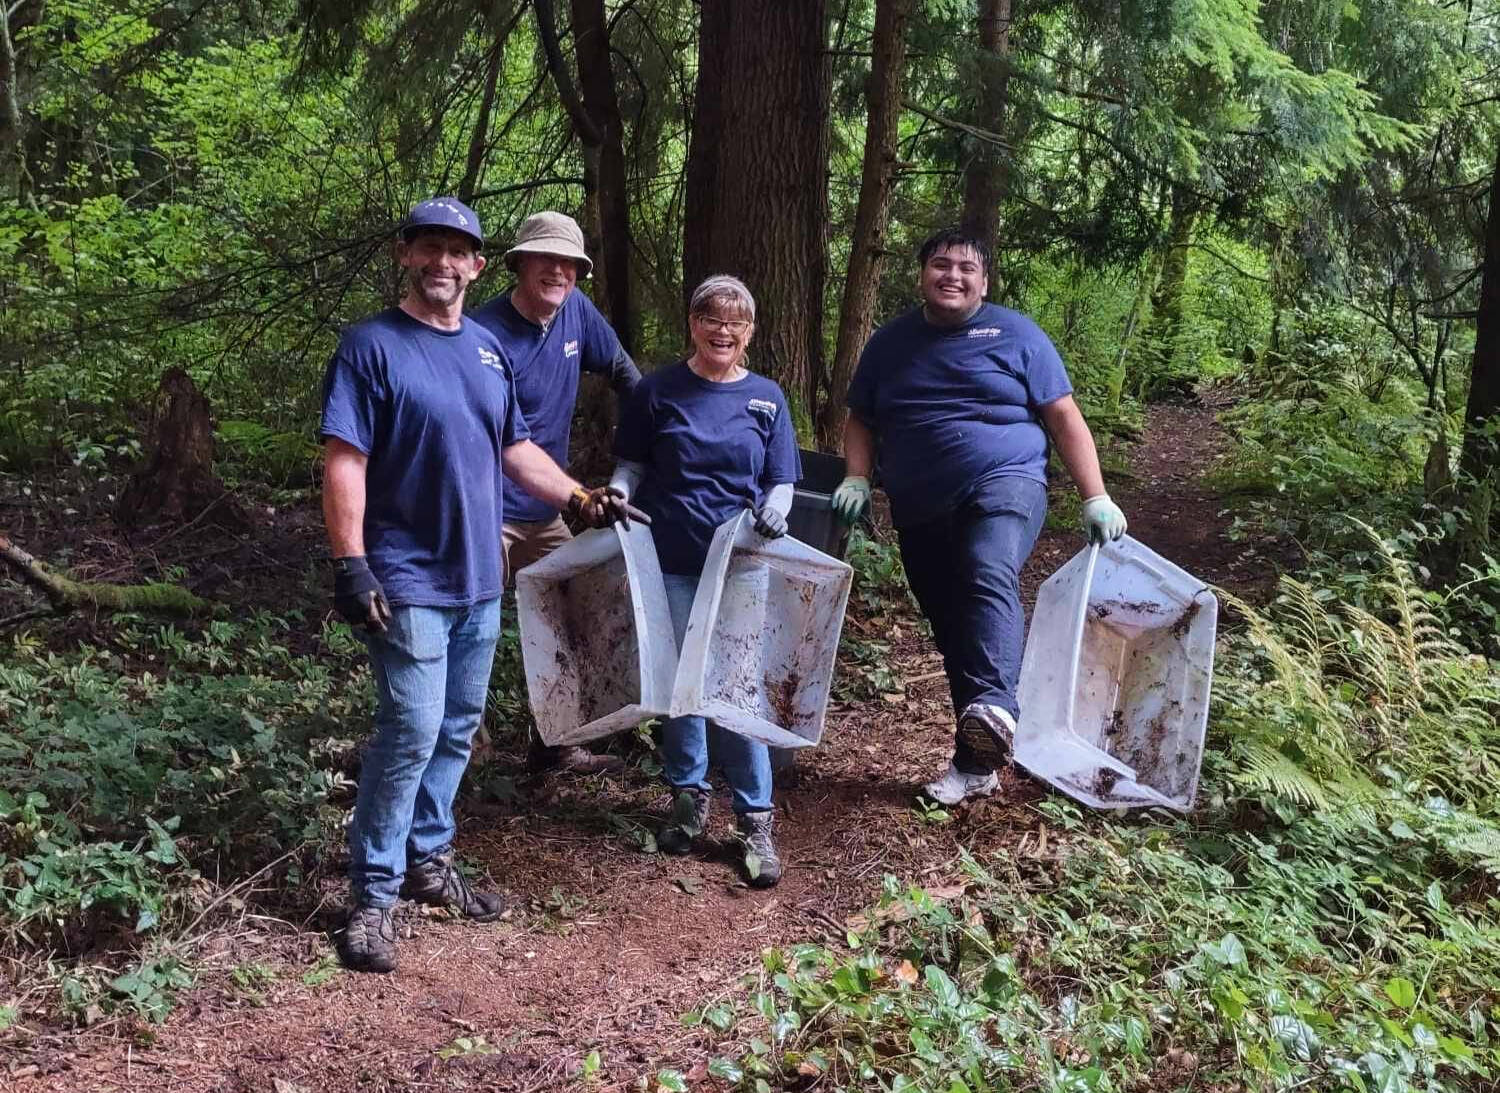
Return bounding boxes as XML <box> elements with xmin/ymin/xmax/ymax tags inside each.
<box><xmin>918</xmin><ymin>243</ymin><xmax>988</xmax><ymax>323</ymax></box>
<box><xmin>511</xmin><ymin>252</ymin><xmax>578</xmax><ymax>322</ymax></box>
<box><xmin>689</xmin><ymin>303</ymin><xmax>754</xmax><ymax>373</ymax></box>
<box><xmin>398</xmin><ymin>229</ymin><xmax>485</xmax><ymax>310</ymax></box>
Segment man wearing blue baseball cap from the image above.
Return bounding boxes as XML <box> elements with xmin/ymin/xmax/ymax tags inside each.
<box><xmin>319</xmin><ymin>196</ymin><xmax>647</xmax><ymax>973</ymax></box>
<box><xmin>472</xmin><ymin>211</ymin><xmax>640</xmax><ymax>775</ymax></box>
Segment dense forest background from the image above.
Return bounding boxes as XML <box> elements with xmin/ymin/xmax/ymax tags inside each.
<box><xmin>3</xmin><ymin>1</ymin><xmax>1500</xmax><ymax>1089</ymax></box>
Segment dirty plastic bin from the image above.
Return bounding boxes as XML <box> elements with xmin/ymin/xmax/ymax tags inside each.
<box><xmin>1015</xmin><ymin>536</ymin><xmax>1217</xmax><ymax>811</ymax></box>
<box><xmin>672</xmin><ymin>511</ymin><xmax>853</xmax><ymax>750</ymax></box>
<box><xmin>787</xmin><ymin>449</ymin><xmax>850</xmax><ymax>561</ymax></box>
<box><xmin>515</xmin><ymin>522</ymin><xmax>677</xmax><ymax>746</ymax></box>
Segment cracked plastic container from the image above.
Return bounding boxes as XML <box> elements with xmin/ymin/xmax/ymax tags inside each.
<box><xmin>1015</xmin><ymin>537</ymin><xmax>1217</xmax><ymax>811</ymax></box>
<box><xmin>515</xmin><ymin>522</ymin><xmax>677</xmax><ymax>746</ymax></box>
<box><xmin>672</xmin><ymin>511</ymin><xmax>853</xmax><ymax>750</ymax></box>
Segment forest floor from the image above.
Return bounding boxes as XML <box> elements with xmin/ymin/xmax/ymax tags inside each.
<box><xmin>5</xmin><ymin>396</ymin><xmax>1276</xmax><ymax>1092</ymax></box>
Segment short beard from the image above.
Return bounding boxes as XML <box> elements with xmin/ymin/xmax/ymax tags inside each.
<box><xmin>409</xmin><ymin>271</ymin><xmax>464</xmax><ymax>308</ymax></box>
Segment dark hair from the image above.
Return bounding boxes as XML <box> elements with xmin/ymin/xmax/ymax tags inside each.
<box><xmin>916</xmin><ymin>228</ymin><xmax>991</xmax><ymax>273</ymax></box>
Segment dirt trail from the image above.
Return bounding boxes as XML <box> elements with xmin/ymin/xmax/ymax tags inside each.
<box><xmin>7</xmin><ymin>400</ymin><xmax>1251</xmax><ymax>1092</ymax></box>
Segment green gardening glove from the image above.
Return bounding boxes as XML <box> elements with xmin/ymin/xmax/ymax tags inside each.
<box><xmin>1080</xmin><ymin>494</ymin><xmax>1128</xmax><ymax>544</ymax></box>
<box><xmin>831</xmin><ymin>475</ymin><xmax>871</xmax><ymax>525</ymax></box>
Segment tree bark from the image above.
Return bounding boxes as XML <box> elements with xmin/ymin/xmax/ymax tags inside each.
<box><xmin>571</xmin><ymin>0</ymin><xmax>634</xmax><ymax>353</ymax></box>
<box><xmin>683</xmin><ymin>0</ymin><xmax>831</xmax><ymax>416</ymax></box>
<box><xmin>117</xmin><ymin>368</ymin><xmax>237</xmax><ymax>529</ymax></box>
<box><xmin>819</xmin><ymin>0</ymin><xmax>911</xmax><ymax>449</ymax></box>
<box><xmin>958</xmin><ymin>0</ymin><xmax>1011</xmax><ymax>254</ymax></box>
<box><xmin>1460</xmin><ymin>144</ymin><xmax>1500</xmax><ymax>483</ymax></box>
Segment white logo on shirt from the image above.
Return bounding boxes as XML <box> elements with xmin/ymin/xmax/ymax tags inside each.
<box><xmin>564</xmin><ymin>339</ymin><xmax>579</xmax><ymax>358</ymax></box>
<box><xmin>477</xmin><ymin>347</ymin><xmax>505</xmax><ymax>374</ymax></box>
<box><xmin>747</xmin><ymin>398</ymin><xmax>778</xmax><ymax>419</ymax></box>
<box><xmin>968</xmin><ymin>327</ymin><xmax>1003</xmax><ymax>338</ymax></box>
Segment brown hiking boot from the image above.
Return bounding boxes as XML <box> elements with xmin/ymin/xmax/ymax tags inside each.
<box><xmin>735</xmin><ymin>811</ymin><xmax>782</xmax><ymax>888</ymax></box>
<box><xmin>337</xmin><ymin>903</ymin><xmax>397</xmax><ymax>973</ymax></box>
<box><xmin>658</xmin><ymin>788</ymin><xmax>711</xmax><ymax>855</ymax></box>
<box><xmin>400</xmin><ymin>852</ymin><xmax>506</xmax><ymax>921</ymax></box>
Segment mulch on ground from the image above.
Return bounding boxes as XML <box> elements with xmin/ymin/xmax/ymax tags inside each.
<box><xmin>2</xmin><ymin>398</ymin><xmax>1261</xmax><ymax>1091</ymax></box>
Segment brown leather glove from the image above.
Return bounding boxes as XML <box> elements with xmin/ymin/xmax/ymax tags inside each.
<box><xmin>567</xmin><ymin>486</ymin><xmax>652</xmax><ymax>530</ymax></box>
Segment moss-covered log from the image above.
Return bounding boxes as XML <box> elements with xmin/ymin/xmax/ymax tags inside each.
<box><xmin>0</xmin><ymin>535</ymin><xmax>212</xmax><ymax>616</ymax></box>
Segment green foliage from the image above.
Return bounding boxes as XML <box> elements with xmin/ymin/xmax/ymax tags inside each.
<box><xmin>675</xmin><ymin>533</ymin><xmax>1500</xmax><ymax>1091</ymax></box>
<box><xmin>0</xmin><ymin>612</ymin><xmax>365</xmax><ymax>1019</ymax></box>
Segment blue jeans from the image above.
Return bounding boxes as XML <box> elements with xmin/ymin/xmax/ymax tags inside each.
<box><xmin>897</xmin><ymin>474</ymin><xmax>1047</xmax><ymax>774</ymax></box>
<box><xmin>661</xmin><ymin>572</ymin><xmax>773</xmax><ymax>814</ymax></box>
<box><xmin>349</xmin><ymin>599</ymin><xmax>501</xmax><ymax>907</ymax></box>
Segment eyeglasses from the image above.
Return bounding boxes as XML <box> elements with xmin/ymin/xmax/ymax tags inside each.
<box><xmin>693</xmin><ymin>315</ymin><xmax>752</xmax><ymax>335</ymax></box>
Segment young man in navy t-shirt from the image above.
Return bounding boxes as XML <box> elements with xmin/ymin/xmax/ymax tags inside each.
<box><xmin>834</xmin><ymin>228</ymin><xmax>1128</xmax><ymax>807</ymax></box>
<box><xmin>471</xmin><ymin>211</ymin><xmax>640</xmax><ymax>775</ymax></box>
<box><xmin>320</xmin><ymin>197</ymin><xmax>642</xmax><ymax>974</ymax></box>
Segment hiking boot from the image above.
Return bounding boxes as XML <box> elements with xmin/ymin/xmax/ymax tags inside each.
<box><xmin>735</xmin><ymin>811</ymin><xmax>782</xmax><ymax>888</ymax></box>
<box><xmin>337</xmin><ymin>903</ymin><xmax>397</xmax><ymax>973</ymax></box>
<box><xmin>921</xmin><ymin>761</ymin><xmax>999</xmax><ymax>806</ymax></box>
<box><xmin>658</xmin><ymin>788</ymin><xmax>711</xmax><ymax>855</ymax></box>
<box><xmin>957</xmin><ymin>702</ymin><xmax>1017</xmax><ymax>773</ymax></box>
<box><xmin>400</xmin><ymin>852</ymin><xmax>506</xmax><ymax>921</ymax></box>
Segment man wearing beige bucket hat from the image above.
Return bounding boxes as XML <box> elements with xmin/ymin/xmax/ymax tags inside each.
<box><xmin>472</xmin><ymin>211</ymin><xmax>640</xmax><ymax>774</ymax></box>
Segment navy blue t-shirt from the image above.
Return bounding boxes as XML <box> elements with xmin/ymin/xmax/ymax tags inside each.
<box><xmin>471</xmin><ymin>289</ymin><xmax>626</xmax><ymax>523</ymax></box>
<box><xmin>847</xmin><ymin>303</ymin><xmax>1072</xmax><ymax>528</ymax></box>
<box><xmin>615</xmin><ymin>361</ymin><xmax>802</xmax><ymax>575</ymax></box>
<box><xmin>320</xmin><ymin>308</ymin><xmax>530</xmax><ymax>606</ymax></box>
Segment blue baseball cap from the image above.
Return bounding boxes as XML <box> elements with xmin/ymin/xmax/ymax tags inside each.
<box><xmin>401</xmin><ymin>197</ymin><xmax>483</xmax><ymax>249</ymax></box>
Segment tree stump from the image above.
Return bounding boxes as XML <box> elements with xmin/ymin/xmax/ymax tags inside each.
<box><xmin>117</xmin><ymin>368</ymin><xmax>239</xmax><ymax>528</ymax></box>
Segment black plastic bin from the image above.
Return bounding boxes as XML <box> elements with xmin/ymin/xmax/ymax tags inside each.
<box><xmin>788</xmin><ymin>449</ymin><xmax>849</xmax><ymax>560</ymax></box>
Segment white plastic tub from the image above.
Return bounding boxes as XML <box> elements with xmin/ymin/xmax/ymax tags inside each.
<box><xmin>515</xmin><ymin>522</ymin><xmax>677</xmax><ymax>746</ymax></box>
<box><xmin>1015</xmin><ymin>537</ymin><xmax>1217</xmax><ymax>811</ymax></box>
<box><xmin>672</xmin><ymin>511</ymin><xmax>853</xmax><ymax>749</ymax></box>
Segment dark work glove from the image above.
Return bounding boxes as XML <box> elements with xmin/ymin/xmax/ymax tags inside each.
<box><xmin>568</xmin><ymin>486</ymin><xmax>652</xmax><ymax>530</ymax></box>
<box><xmin>753</xmin><ymin>506</ymin><xmax>787</xmax><ymax>539</ymax></box>
<box><xmin>333</xmin><ymin>556</ymin><xmax>392</xmax><ymax>632</ymax></box>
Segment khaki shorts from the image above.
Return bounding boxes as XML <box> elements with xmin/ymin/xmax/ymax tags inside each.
<box><xmin>502</xmin><ymin>515</ymin><xmax>573</xmax><ymax>587</ymax></box>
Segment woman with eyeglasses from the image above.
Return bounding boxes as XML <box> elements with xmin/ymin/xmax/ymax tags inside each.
<box><xmin>608</xmin><ymin>275</ymin><xmax>802</xmax><ymax>887</ymax></box>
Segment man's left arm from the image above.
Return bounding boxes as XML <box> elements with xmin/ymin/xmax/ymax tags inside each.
<box><xmin>1039</xmin><ymin>395</ymin><xmax>1127</xmax><ymax>543</ymax></box>
<box><xmin>578</xmin><ymin>295</ymin><xmax>641</xmax><ymax>400</ymax></box>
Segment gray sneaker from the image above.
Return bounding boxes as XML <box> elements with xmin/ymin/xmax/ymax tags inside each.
<box><xmin>659</xmin><ymin>788</ymin><xmax>711</xmax><ymax>855</ymax></box>
<box><xmin>921</xmin><ymin>761</ymin><xmax>999</xmax><ymax>806</ymax></box>
<box><xmin>735</xmin><ymin>811</ymin><xmax>782</xmax><ymax>888</ymax></box>
<box><xmin>957</xmin><ymin>703</ymin><xmax>1017</xmax><ymax>772</ymax></box>
<box><xmin>337</xmin><ymin>903</ymin><xmax>397</xmax><ymax>973</ymax></box>
<box><xmin>400</xmin><ymin>852</ymin><xmax>506</xmax><ymax>921</ymax></box>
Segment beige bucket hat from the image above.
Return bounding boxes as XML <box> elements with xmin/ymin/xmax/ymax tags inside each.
<box><xmin>503</xmin><ymin>211</ymin><xmax>594</xmax><ymax>277</ymax></box>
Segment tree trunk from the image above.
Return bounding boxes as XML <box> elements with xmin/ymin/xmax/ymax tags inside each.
<box><xmin>1139</xmin><ymin>187</ymin><xmax>1199</xmax><ymax>395</ymax></box>
<box><xmin>958</xmin><ymin>0</ymin><xmax>1011</xmax><ymax>254</ymax></box>
<box><xmin>458</xmin><ymin>11</ymin><xmax>512</xmax><ymax>204</ymax></box>
<box><xmin>683</xmin><ymin>0</ymin><xmax>831</xmax><ymax>416</ymax></box>
<box><xmin>117</xmin><ymin>369</ymin><xmax>237</xmax><ymax>529</ymax></box>
<box><xmin>1460</xmin><ymin>142</ymin><xmax>1500</xmax><ymax>482</ymax></box>
<box><xmin>818</xmin><ymin>0</ymin><xmax>912</xmax><ymax>449</ymax></box>
<box><xmin>571</xmin><ymin>0</ymin><xmax>634</xmax><ymax>354</ymax></box>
